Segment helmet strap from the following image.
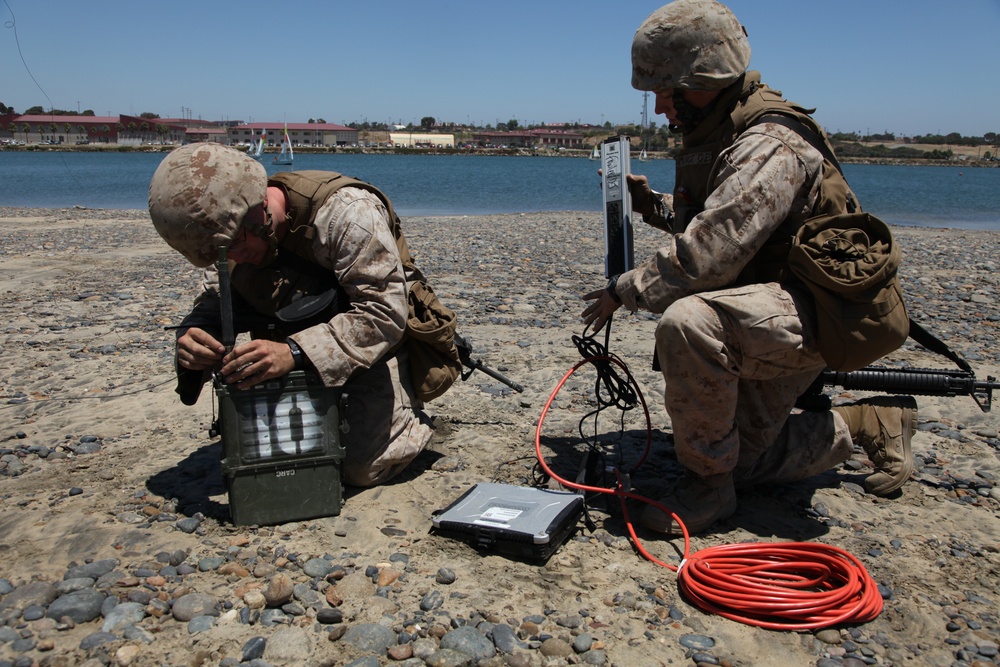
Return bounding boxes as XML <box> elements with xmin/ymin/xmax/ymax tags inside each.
<box><xmin>671</xmin><ymin>91</ymin><xmax>707</xmax><ymax>135</ymax></box>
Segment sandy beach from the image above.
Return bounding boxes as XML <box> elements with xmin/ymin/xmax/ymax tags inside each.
<box><xmin>0</xmin><ymin>206</ymin><xmax>998</xmax><ymax>667</ymax></box>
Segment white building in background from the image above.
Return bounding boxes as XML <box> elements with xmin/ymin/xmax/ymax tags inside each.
<box><xmin>389</xmin><ymin>132</ymin><xmax>455</xmax><ymax>149</ymax></box>
<box><xmin>231</xmin><ymin>122</ymin><xmax>359</xmax><ymax>147</ymax></box>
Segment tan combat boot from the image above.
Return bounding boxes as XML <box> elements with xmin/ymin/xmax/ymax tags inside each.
<box><xmin>833</xmin><ymin>396</ymin><xmax>918</xmax><ymax>496</ymax></box>
<box><xmin>640</xmin><ymin>471</ymin><xmax>737</xmax><ymax>535</ymax></box>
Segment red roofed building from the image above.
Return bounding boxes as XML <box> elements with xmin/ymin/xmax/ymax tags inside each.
<box><xmin>117</xmin><ymin>115</ymin><xmax>187</xmax><ymax>145</ymax></box>
<box><xmin>8</xmin><ymin>115</ymin><xmax>120</xmax><ymax>145</ymax></box>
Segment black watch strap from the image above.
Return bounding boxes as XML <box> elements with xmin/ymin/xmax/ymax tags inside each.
<box><xmin>606</xmin><ymin>274</ymin><xmax>623</xmax><ymax>304</ymax></box>
<box><xmin>287</xmin><ymin>339</ymin><xmax>305</xmax><ymax>370</ymax></box>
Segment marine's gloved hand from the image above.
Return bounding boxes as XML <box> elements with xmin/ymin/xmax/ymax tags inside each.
<box><xmin>626</xmin><ymin>174</ymin><xmax>658</xmax><ymax>218</ymax></box>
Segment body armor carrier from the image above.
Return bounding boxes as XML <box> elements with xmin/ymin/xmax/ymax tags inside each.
<box><xmin>672</xmin><ymin>71</ymin><xmax>857</xmax><ymax>285</ymax></box>
<box><xmin>228</xmin><ymin>171</ymin><xmax>399</xmax><ymax>328</ymax></box>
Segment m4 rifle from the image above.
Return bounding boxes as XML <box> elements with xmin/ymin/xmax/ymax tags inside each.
<box><xmin>800</xmin><ymin>365</ymin><xmax>1000</xmax><ymax>413</ymax></box>
<box><xmin>454</xmin><ymin>334</ymin><xmax>524</xmax><ymax>393</ymax></box>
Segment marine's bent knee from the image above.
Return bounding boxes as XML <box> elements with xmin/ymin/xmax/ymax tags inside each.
<box><xmin>656</xmin><ymin>295</ymin><xmax>720</xmax><ymax>348</ymax></box>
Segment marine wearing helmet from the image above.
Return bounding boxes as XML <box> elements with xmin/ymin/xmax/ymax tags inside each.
<box><xmin>148</xmin><ymin>142</ymin><xmax>268</xmax><ymax>268</ymax></box>
<box><xmin>631</xmin><ymin>0</ymin><xmax>750</xmax><ymax>93</ymax></box>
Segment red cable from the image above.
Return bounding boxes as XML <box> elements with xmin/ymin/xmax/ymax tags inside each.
<box><xmin>535</xmin><ymin>354</ymin><xmax>884</xmax><ymax>630</ymax></box>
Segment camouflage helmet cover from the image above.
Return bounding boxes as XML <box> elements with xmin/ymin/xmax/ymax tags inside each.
<box><xmin>631</xmin><ymin>0</ymin><xmax>751</xmax><ymax>92</ymax></box>
<box><xmin>148</xmin><ymin>142</ymin><xmax>267</xmax><ymax>267</ymax></box>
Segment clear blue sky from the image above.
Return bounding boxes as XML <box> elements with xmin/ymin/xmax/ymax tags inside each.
<box><xmin>3</xmin><ymin>0</ymin><xmax>998</xmax><ymax>137</ymax></box>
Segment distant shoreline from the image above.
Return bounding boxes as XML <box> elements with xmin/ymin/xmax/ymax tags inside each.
<box><xmin>1</xmin><ymin>144</ymin><xmax>997</xmax><ymax>168</ymax></box>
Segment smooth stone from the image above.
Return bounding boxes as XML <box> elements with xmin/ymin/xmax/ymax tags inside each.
<box><xmin>262</xmin><ymin>626</ymin><xmax>313</xmax><ymax>662</ymax></box>
<box><xmin>260</xmin><ymin>609</ymin><xmax>289</xmax><ymax>626</ymax></box>
<box><xmin>420</xmin><ymin>590</ymin><xmax>444</xmax><ymax>611</ymax></box>
<box><xmin>678</xmin><ymin>634</ymin><xmax>715</xmax><ymax>650</ymax></box>
<box><xmin>46</xmin><ymin>589</ymin><xmax>106</xmax><ymax>623</ymax></box>
<box><xmin>440</xmin><ymin>625</ymin><xmax>496</xmax><ymax>662</ymax></box>
<box><xmin>263</xmin><ymin>573</ymin><xmax>294</xmax><ymax>607</ymax></box>
<box><xmin>581</xmin><ymin>649</ymin><xmax>609</xmax><ymax>665</ymax></box>
<box><xmin>316</xmin><ymin>608</ymin><xmax>343</xmax><ymax>624</ymax></box>
<box><xmin>302</xmin><ymin>558</ymin><xmax>333</xmax><ymax>578</ymax></box>
<box><xmin>122</xmin><ymin>625</ymin><xmax>155</xmax><ymax>644</ymax></box>
<box><xmin>175</xmin><ymin>517</ymin><xmax>200</xmax><ymax>533</ymax></box>
<box><xmin>0</xmin><ymin>582</ymin><xmax>58</xmax><ymax>611</ymax></box>
<box><xmin>187</xmin><ymin>615</ymin><xmax>216</xmax><ymax>634</ymax></box>
<box><xmin>242</xmin><ymin>636</ymin><xmax>267</xmax><ymax>661</ymax></box>
<box><xmin>55</xmin><ymin>578</ymin><xmax>96</xmax><ymax>595</ymax></box>
<box><xmin>171</xmin><ymin>593</ymin><xmax>218</xmax><ymax>621</ymax></box>
<box><xmin>64</xmin><ymin>559</ymin><xmax>118</xmax><ymax>580</ymax></box>
<box><xmin>489</xmin><ymin>623</ymin><xmax>527</xmax><ymax>653</ymax></box>
<box><xmin>21</xmin><ymin>605</ymin><xmax>44</xmax><ymax>622</ymax></box>
<box><xmin>10</xmin><ymin>638</ymin><xmax>36</xmax><ymax>653</ymax></box>
<box><xmin>102</xmin><ymin>601</ymin><xmax>146</xmax><ymax>632</ymax></box>
<box><xmin>539</xmin><ymin>637</ymin><xmax>574</xmax><ymax>658</ymax></box>
<box><xmin>292</xmin><ymin>584</ymin><xmax>322</xmax><ymax>608</ymax></box>
<box><xmin>341</xmin><ymin>623</ymin><xmax>396</xmax><ymax>653</ymax></box>
<box><xmin>79</xmin><ymin>632</ymin><xmax>117</xmax><ymax>650</ymax></box>
<box><xmin>573</xmin><ymin>633</ymin><xmax>595</xmax><ymax>653</ymax></box>
<box><xmin>816</xmin><ymin>628</ymin><xmax>842</xmax><ymax>644</ymax></box>
<box><xmin>198</xmin><ymin>557</ymin><xmax>224</xmax><ymax>572</ymax></box>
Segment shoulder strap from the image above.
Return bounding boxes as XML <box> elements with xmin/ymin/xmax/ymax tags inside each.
<box><xmin>908</xmin><ymin>319</ymin><xmax>973</xmax><ymax>373</ymax></box>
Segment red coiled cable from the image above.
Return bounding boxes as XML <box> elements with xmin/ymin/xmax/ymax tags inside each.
<box><xmin>535</xmin><ymin>351</ymin><xmax>883</xmax><ymax>630</ymax></box>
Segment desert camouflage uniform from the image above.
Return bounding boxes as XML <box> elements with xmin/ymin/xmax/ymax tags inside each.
<box><xmin>615</xmin><ymin>121</ymin><xmax>853</xmax><ymax>482</ymax></box>
<box><xmin>185</xmin><ymin>186</ymin><xmax>433</xmax><ymax>486</ymax></box>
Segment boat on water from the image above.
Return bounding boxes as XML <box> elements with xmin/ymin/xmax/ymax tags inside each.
<box><xmin>273</xmin><ymin>125</ymin><xmax>293</xmax><ymax>165</ymax></box>
<box><xmin>638</xmin><ymin>146</ymin><xmax>651</xmax><ymax>162</ymax></box>
<box><xmin>248</xmin><ymin>128</ymin><xmax>266</xmax><ymax>159</ymax></box>
<box><xmin>589</xmin><ymin>143</ymin><xmax>600</xmax><ymax>161</ymax></box>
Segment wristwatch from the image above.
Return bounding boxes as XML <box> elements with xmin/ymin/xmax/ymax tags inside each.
<box><xmin>287</xmin><ymin>339</ymin><xmax>305</xmax><ymax>370</ymax></box>
<box><xmin>606</xmin><ymin>274</ymin><xmax>623</xmax><ymax>304</ymax></box>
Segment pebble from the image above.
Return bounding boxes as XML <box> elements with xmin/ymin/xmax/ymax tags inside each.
<box><xmin>101</xmin><ymin>601</ymin><xmax>145</xmax><ymax>632</ymax></box>
<box><xmin>491</xmin><ymin>623</ymin><xmax>527</xmax><ymax>653</ymax></box>
<box><xmin>302</xmin><ymin>557</ymin><xmax>334</xmax><ymax>578</ymax></box>
<box><xmin>816</xmin><ymin>629</ymin><xmax>843</xmax><ymax>644</ymax></box>
<box><xmin>341</xmin><ymin>623</ymin><xmax>396</xmax><ymax>653</ymax></box>
<box><xmin>79</xmin><ymin>632</ymin><xmax>117</xmax><ymax>650</ymax></box>
<box><xmin>421</xmin><ymin>589</ymin><xmax>445</xmax><ymax>611</ymax></box>
<box><xmin>171</xmin><ymin>593</ymin><xmax>218</xmax><ymax>622</ymax></box>
<box><xmin>679</xmin><ymin>634</ymin><xmax>716</xmax><ymax>650</ymax></box>
<box><xmin>242</xmin><ymin>636</ymin><xmax>267</xmax><ymax>661</ymax></box>
<box><xmin>187</xmin><ymin>615</ymin><xmax>216</xmax><ymax>634</ymax></box>
<box><xmin>262</xmin><ymin>626</ymin><xmax>312</xmax><ymax>662</ymax></box>
<box><xmin>46</xmin><ymin>589</ymin><xmax>106</xmax><ymax>623</ymax></box>
<box><xmin>436</xmin><ymin>567</ymin><xmax>457</xmax><ymax>584</ymax></box>
<box><xmin>440</xmin><ymin>625</ymin><xmax>497</xmax><ymax>662</ymax></box>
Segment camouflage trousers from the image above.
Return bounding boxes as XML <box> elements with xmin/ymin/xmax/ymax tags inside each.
<box><xmin>655</xmin><ymin>282</ymin><xmax>852</xmax><ymax>484</ymax></box>
<box><xmin>340</xmin><ymin>347</ymin><xmax>434</xmax><ymax>487</ymax></box>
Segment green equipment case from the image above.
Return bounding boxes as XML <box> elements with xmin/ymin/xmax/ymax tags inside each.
<box><xmin>215</xmin><ymin>370</ymin><xmax>344</xmax><ymax>526</ymax></box>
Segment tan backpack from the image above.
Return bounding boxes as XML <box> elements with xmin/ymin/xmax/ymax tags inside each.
<box><xmin>788</xmin><ymin>212</ymin><xmax>908</xmax><ymax>371</ymax></box>
<box><xmin>755</xmin><ymin>115</ymin><xmax>909</xmax><ymax>371</ymax></box>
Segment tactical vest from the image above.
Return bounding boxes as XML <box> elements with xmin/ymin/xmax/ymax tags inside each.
<box><xmin>230</xmin><ymin>171</ymin><xmax>417</xmax><ymax>323</ymax></box>
<box><xmin>672</xmin><ymin>71</ymin><xmax>857</xmax><ymax>285</ymax></box>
